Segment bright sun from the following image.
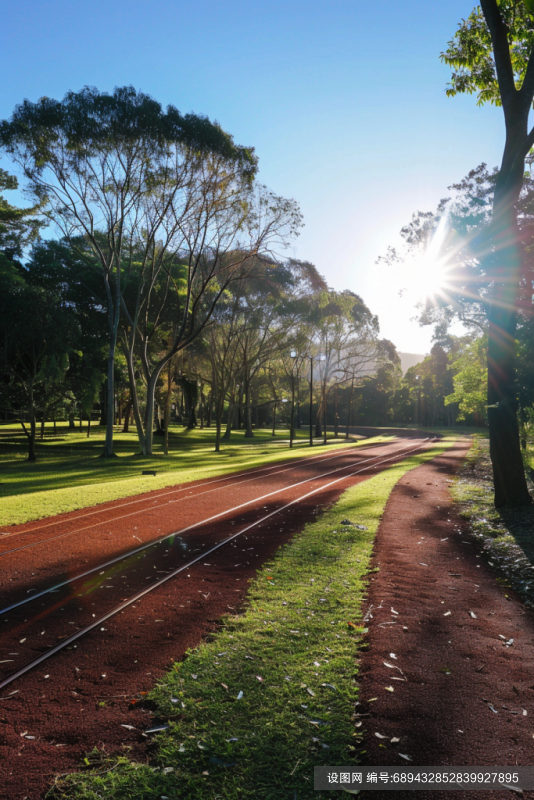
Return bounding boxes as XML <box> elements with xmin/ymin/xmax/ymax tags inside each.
<box><xmin>399</xmin><ymin>213</ymin><xmax>452</xmax><ymax>305</ymax></box>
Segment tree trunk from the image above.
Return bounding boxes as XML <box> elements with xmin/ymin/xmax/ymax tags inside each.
<box><xmin>215</xmin><ymin>401</ymin><xmax>223</xmax><ymax>452</ymax></box>
<box><xmin>223</xmin><ymin>397</ymin><xmax>234</xmax><ymax>440</ymax></box>
<box><xmin>207</xmin><ymin>388</ymin><xmax>213</xmax><ymax>428</ymax></box>
<box><xmin>122</xmin><ymin>343</ymin><xmax>147</xmax><ymax>454</ymax></box>
<box><xmin>87</xmin><ymin>415</ymin><xmax>91</xmax><ymax>438</ymax></box>
<box><xmin>315</xmin><ymin>402</ymin><xmax>322</xmax><ymax>438</ymax></box>
<box><xmin>100</xmin><ymin>379</ymin><xmax>107</xmax><ymax>426</ymax></box>
<box><xmin>486</xmin><ymin>167</ymin><xmax>531</xmax><ymax>507</ymax></box>
<box><xmin>144</xmin><ymin>373</ymin><xmax>158</xmax><ymax>455</ymax></box>
<box><xmin>244</xmin><ymin>373</ymin><xmax>253</xmax><ymax>438</ymax></box>
<box><xmin>28</xmin><ymin>408</ymin><xmax>36</xmax><ymax>462</ymax></box>
<box><xmin>164</xmin><ymin>361</ymin><xmax>172</xmax><ymax>455</ymax></box>
<box><xmin>102</xmin><ymin>341</ymin><xmax>116</xmax><ymax>457</ymax></box>
<box><xmin>122</xmin><ymin>396</ymin><xmax>132</xmax><ymax>433</ymax></box>
<box><xmin>40</xmin><ymin>413</ymin><xmax>45</xmax><ymax>439</ymax></box>
<box><xmin>346</xmin><ymin>378</ymin><xmax>354</xmax><ymax>439</ymax></box>
<box><xmin>487</xmin><ymin>292</ymin><xmax>530</xmax><ymax>506</ymax></box>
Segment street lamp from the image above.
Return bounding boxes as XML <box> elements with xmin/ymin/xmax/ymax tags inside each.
<box><xmin>290</xmin><ymin>350</ymin><xmax>297</xmax><ymax>448</ymax></box>
<box><xmin>307</xmin><ymin>353</ymin><xmax>325</xmax><ymax>447</ymax></box>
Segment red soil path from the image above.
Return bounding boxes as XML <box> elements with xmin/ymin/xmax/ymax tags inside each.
<box><xmin>0</xmin><ymin>438</ymin><xmax>427</xmax><ymax>800</ymax></box>
<box><xmin>359</xmin><ymin>440</ymin><xmax>534</xmax><ymax>799</ymax></box>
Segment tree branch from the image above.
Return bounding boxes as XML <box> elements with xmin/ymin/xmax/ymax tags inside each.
<box><xmin>480</xmin><ymin>0</ymin><xmax>518</xmax><ymax>117</ymax></box>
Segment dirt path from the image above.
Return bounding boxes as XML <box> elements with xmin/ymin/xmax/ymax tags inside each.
<box><xmin>359</xmin><ymin>440</ymin><xmax>534</xmax><ymax>799</ymax></box>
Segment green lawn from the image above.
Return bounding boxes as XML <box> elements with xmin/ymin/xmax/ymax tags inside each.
<box><xmin>0</xmin><ymin>423</ymin><xmax>391</xmax><ymax>527</ymax></box>
<box><xmin>49</xmin><ymin>441</ymin><xmax>450</xmax><ymax>800</ymax></box>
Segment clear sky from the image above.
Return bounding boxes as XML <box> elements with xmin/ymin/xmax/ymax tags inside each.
<box><xmin>1</xmin><ymin>1</ymin><xmax>505</xmax><ymax>353</ymax></box>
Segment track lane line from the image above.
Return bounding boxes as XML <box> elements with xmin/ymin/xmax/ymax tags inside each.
<box><xmin>0</xmin><ymin>442</ymin><xmax>405</xmax><ymax>558</ymax></box>
<box><xmin>0</xmin><ymin>441</ymin><xmax>373</xmax><ymax>538</ymax></box>
<box><xmin>0</xmin><ymin>439</ymin><xmax>435</xmax><ymax>690</ymax></box>
<box><xmin>0</xmin><ymin>440</ymin><xmax>429</xmax><ymax>618</ymax></box>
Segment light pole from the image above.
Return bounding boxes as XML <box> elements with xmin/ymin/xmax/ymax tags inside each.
<box><xmin>306</xmin><ymin>353</ymin><xmax>325</xmax><ymax>447</ymax></box>
<box><xmin>290</xmin><ymin>350</ymin><xmax>297</xmax><ymax>448</ymax></box>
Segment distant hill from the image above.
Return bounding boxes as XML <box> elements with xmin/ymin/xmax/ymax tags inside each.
<box><xmin>398</xmin><ymin>352</ymin><xmax>427</xmax><ymax>375</ymax></box>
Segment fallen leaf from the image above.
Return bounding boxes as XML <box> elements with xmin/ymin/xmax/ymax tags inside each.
<box><xmin>374</xmin><ymin>732</ymin><xmax>388</xmax><ymax>739</ymax></box>
<box><xmin>469</xmin><ymin>611</ymin><xmax>477</xmax><ymax>619</ymax></box>
<box><xmin>307</xmin><ymin>688</ymin><xmax>316</xmax><ymax>697</ymax></box>
<box><xmin>443</xmin><ymin>611</ymin><xmax>451</xmax><ymax>617</ymax></box>
<box><xmin>390</xmin><ymin>737</ymin><xmax>400</xmax><ymax>743</ymax></box>
<box><xmin>237</xmin><ymin>691</ymin><xmax>243</xmax><ymax>700</ymax></box>
<box><xmin>121</xmin><ymin>724</ymin><xmax>135</xmax><ymax>730</ymax></box>
<box><xmin>399</xmin><ymin>753</ymin><xmax>412</xmax><ymax>761</ymax></box>
<box><xmin>385</xmin><ymin>686</ymin><xmax>394</xmax><ymax>692</ymax></box>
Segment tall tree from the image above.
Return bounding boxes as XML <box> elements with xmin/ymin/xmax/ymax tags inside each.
<box><xmin>0</xmin><ymin>85</ymin><xmax>258</xmax><ymax>457</ymax></box>
<box><xmin>441</xmin><ymin>0</ymin><xmax>534</xmax><ymax>506</ymax></box>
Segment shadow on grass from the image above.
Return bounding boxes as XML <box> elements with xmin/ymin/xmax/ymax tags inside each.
<box><xmin>0</xmin><ymin>425</ymin><xmax>322</xmax><ymax>500</ymax></box>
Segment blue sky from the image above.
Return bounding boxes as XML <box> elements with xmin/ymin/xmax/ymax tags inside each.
<box><xmin>1</xmin><ymin>1</ymin><xmax>506</xmax><ymax>352</ymax></box>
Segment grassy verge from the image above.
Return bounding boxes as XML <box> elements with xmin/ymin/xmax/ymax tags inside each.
<box><xmin>451</xmin><ymin>437</ymin><xmax>534</xmax><ymax>608</ymax></box>
<box><xmin>0</xmin><ymin>427</ymin><xmax>392</xmax><ymax>527</ymax></box>
<box><xmin>50</xmin><ymin>442</ymin><xmax>449</xmax><ymax>800</ymax></box>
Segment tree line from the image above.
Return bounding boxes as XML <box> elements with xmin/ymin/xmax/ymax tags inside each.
<box><xmin>0</xmin><ymin>86</ymin><xmax>401</xmax><ymax>460</ymax></box>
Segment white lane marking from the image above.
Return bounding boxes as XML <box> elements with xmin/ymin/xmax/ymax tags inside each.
<box><xmin>0</xmin><ymin>443</ymin><xmax>402</xmax><ymax>556</ymax></box>
<box><xmin>1</xmin><ymin>442</ymin><xmax>369</xmax><ymax>539</ymax></box>
<box><xmin>0</xmin><ymin>441</ymin><xmax>429</xmax><ymax>617</ymax></box>
<box><xmin>0</xmin><ymin>439</ymin><xmax>432</xmax><ymax>690</ymax></box>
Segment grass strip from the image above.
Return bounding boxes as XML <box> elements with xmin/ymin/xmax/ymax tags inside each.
<box><xmin>0</xmin><ymin>430</ymin><xmax>390</xmax><ymax>527</ymax></box>
<box><xmin>452</xmin><ymin>437</ymin><xmax>534</xmax><ymax>608</ymax></box>
<box><xmin>50</xmin><ymin>443</ymin><xmax>448</xmax><ymax>800</ymax></box>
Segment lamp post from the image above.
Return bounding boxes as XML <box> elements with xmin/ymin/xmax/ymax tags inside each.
<box><xmin>290</xmin><ymin>350</ymin><xmax>297</xmax><ymax>448</ymax></box>
<box><xmin>306</xmin><ymin>353</ymin><xmax>325</xmax><ymax>447</ymax></box>
<box><xmin>322</xmin><ymin>362</ymin><xmax>327</xmax><ymax>446</ymax></box>
<box><xmin>415</xmin><ymin>375</ymin><xmax>421</xmax><ymax>427</ymax></box>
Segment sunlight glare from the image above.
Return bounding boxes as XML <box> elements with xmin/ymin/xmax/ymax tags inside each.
<box><xmin>400</xmin><ymin>210</ymin><xmax>452</xmax><ymax>305</ymax></box>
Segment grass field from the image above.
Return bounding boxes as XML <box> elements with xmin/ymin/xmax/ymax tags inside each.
<box><xmin>49</xmin><ymin>442</ymin><xmax>450</xmax><ymax>800</ymax></box>
<box><xmin>0</xmin><ymin>423</ymin><xmax>391</xmax><ymax>527</ymax></box>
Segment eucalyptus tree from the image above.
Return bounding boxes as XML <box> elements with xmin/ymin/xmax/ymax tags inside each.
<box><xmin>305</xmin><ymin>290</ymin><xmax>380</xmax><ymax>439</ymax></box>
<box><xmin>441</xmin><ymin>0</ymin><xmax>534</xmax><ymax>505</ymax></box>
<box><xmin>119</xmin><ymin>177</ymin><xmax>301</xmax><ymax>455</ymax></box>
<box><xmin>0</xmin><ymin>85</ymin><xmax>258</xmax><ymax>457</ymax></box>
<box><xmin>206</xmin><ymin>299</ymin><xmax>244</xmax><ymax>452</ymax></box>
